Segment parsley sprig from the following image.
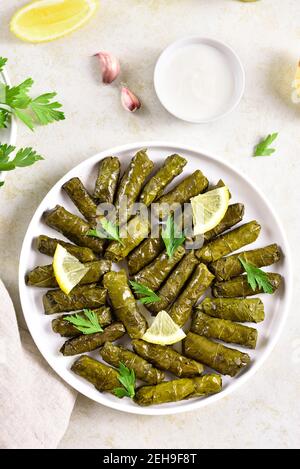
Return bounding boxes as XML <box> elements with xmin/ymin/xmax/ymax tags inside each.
<box><xmin>113</xmin><ymin>362</ymin><xmax>136</xmax><ymax>399</ymax></box>
<box><xmin>254</xmin><ymin>133</ymin><xmax>278</xmax><ymax>157</ymax></box>
<box><xmin>162</xmin><ymin>215</ymin><xmax>185</xmax><ymax>258</ymax></box>
<box><xmin>239</xmin><ymin>258</ymin><xmax>274</xmax><ymax>294</ymax></box>
<box><xmin>0</xmin><ymin>143</ymin><xmax>43</xmax><ymax>187</ymax></box>
<box><xmin>64</xmin><ymin>309</ymin><xmax>104</xmax><ymax>335</ymax></box>
<box><xmin>87</xmin><ymin>218</ymin><xmax>124</xmax><ymax>245</ymax></box>
<box><xmin>129</xmin><ymin>280</ymin><xmax>161</xmax><ymax>305</ymax></box>
<box><xmin>0</xmin><ymin>56</ymin><xmax>65</xmax><ymax>131</ymax></box>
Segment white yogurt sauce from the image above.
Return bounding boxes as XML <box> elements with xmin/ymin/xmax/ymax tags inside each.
<box><xmin>157</xmin><ymin>43</ymin><xmax>235</xmax><ymax>122</ymax></box>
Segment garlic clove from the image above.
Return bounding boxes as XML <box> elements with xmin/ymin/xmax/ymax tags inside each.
<box><xmin>121</xmin><ymin>86</ymin><xmax>141</xmax><ymax>112</ymax></box>
<box><xmin>94</xmin><ymin>51</ymin><xmax>120</xmax><ymax>84</ymax></box>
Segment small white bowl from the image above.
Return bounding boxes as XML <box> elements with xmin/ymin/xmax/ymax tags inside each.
<box><xmin>154</xmin><ymin>36</ymin><xmax>245</xmax><ymax>124</ymax></box>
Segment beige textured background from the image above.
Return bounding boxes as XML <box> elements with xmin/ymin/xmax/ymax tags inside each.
<box><xmin>1</xmin><ymin>0</ymin><xmax>300</xmax><ymax>449</ymax></box>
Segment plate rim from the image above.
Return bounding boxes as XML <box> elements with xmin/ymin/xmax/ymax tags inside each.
<box><xmin>18</xmin><ymin>141</ymin><xmax>293</xmax><ymax>416</ymax></box>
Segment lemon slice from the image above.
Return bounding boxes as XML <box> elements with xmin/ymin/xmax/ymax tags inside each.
<box><xmin>295</xmin><ymin>60</ymin><xmax>300</xmax><ymax>97</ymax></box>
<box><xmin>142</xmin><ymin>310</ymin><xmax>186</xmax><ymax>345</ymax></box>
<box><xmin>53</xmin><ymin>244</ymin><xmax>90</xmax><ymax>294</ymax></box>
<box><xmin>10</xmin><ymin>0</ymin><xmax>99</xmax><ymax>43</ymax></box>
<box><xmin>191</xmin><ymin>186</ymin><xmax>230</xmax><ymax>236</ymax></box>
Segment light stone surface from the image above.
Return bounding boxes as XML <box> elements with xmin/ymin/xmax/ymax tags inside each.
<box><xmin>1</xmin><ymin>0</ymin><xmax>300</xmax><ymax>449</ymax></box>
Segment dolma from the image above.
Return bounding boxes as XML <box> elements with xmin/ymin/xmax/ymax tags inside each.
<box><xmin>133</xmin><ymin>246</ymin><xmax>186</xmax><ymax>293</ymax></box>
<box><xmin>71</xmin><ymin>355</ymin><xmax>120</xmax><ymax>392</ymax></box>
<box><xmin>148</xmin><ymin>251</ymin><xmax>199</xmax><ymax>315</ymax></box>
<box><xmin>43</xmin><ymin>284</ymin><xmax>107</xmax><ymax>315</ymax></box>
<box><xmin>103</xmin><ymin>270</ymin><xmax>148</xmax><ymax>339</ymax></box>
<box><xmin>183</xmin><ymin>332</ymin><xmax>250</xmax><ymax>377</ymax></box>
<box><xmin>105</xmin><ymin>214</ymin><xmax>150</xmax><ymax>262</ymax></box>
<box><xmin>168</xmin><ymin>264</ymin><xmax>215</xmax><ymax>327</ymax></box>
<box><xmin>93</xmin><ymin>156</ymin><xmax>120</xmax><ymax>203</ymax></box>
<box><xmin>52</xmin><ymin>306</ymin><xmax>112</xmax><ymax>337</ymax></box>
<box><xmin>60</xmin><ymin>322</ymin><xmax>126</xmax><ymax>356</ymax></box>
<box><xmin>134</xmin><ymin>375</ymin><xmax>222</xmax><ymax>406</ymax></box>
<box><xmin>212</xmin><ymin>273</ymin><xmax>282</xmax><ymax>298</ymax></box>
<box><xmin>189</xmin><ymin>374</ymin><xmax>222</xmax><ymax>398</ymax></box>
<box><xmin>127</xmin><ymin>229</ymin><xmax>165</xmax><ymax>276</ymax></box>
<box><xmin>26</xmin><ymin>259</ymin><xmax>111</xmax><ymax>288</ymax></box>
<box><xmin>139</xmin><ymin>154</ymin><xmax>187</xmax><ymax>206</ymax></box>
<box><xmin>99</xmin><ymin>342</ymin><xmax>165</xmax><ymax>385</ymax></box>
<box><xmin>62</xmin><ymin>177</ymin><xmax>98</xmax><ymax>225</ymax></box>
<box><xmin>44</xmin><ymin>205</ymin><xmax>104</xmax><ymax>254</ymax></box>
<box><xmin>132</xmin><ymin>339</ymin><xmax>204</xmax><ymax>378</ymax></box>
<box><xmin>115</xmin><ymin>149</ymin><xmax>154</xmax><ymax>219</ymax></box>
<box><xmin>191</xmin><ymin>311</ymin><xmax>258</xmax><ymax>349</ymax></box>
<box><xmin>37</xmin><ymin>235</ymin><xmax>98</xmax><ymax>262</ymax></box>
<box><xmin>156</xmin><ymin>170</ymin><xmax>209</xmax><ymax>218</ymax></box>
<box><xmin>204</xmin><ymin>203</ymin><xmax>245</xmax><ymax>243</ymax></box>
<box><xmin>198</xmin><ymin>298</ymin><xmax>265</xmax><ymax>323</ymax></box>
<box><xmin>210</xmin><ymin>243</ymin><xmax>281</xmax><ymax>281</ymax></box>
<box><xmin>195</xmin><ymin>221</ymin><xmax>261</xmax><ymax>263</ymax></box>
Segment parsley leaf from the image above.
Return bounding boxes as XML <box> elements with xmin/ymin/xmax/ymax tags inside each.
<box><xmin>87</xmin><ymin>219</ymin><xmax>124</xmax><ymax>245</ymax></box>
<box><xmin>162</xmin><ymin>215</ymin><xmax>185</xmax><ymax>258</ymax></box>
<box><xmin>113</xmin><ymin>362</ymin><xmax>136</xmax><ymax>399</ymax></box>
<box><xmin>64</xmin><ymin>309</ymin><xmax>104</xmax><ymax>335</ymax></box>
<box><xmin>238</xmin><ymin>257</ymin><xmax>274</xmax><ymax>294</ymax></box>
<box><xmin>129</xmin><ymin>280</ymin><xmax>161</xmax><ymax>305</ymax></box>
<box><xmin>0</xmin><ymin>57</ymin><xmax>8</xmax><ymax>73</ymax></box>
<box><xmin>254</xmin><ymin>133</ymin><xmax>278</xmax><ymax>157</ymax></box>
<box><xmin>0</xmin><ymin>57</ymin><xmax>65</xmax><ymax>130</ymax></box>
<box><xmin>0</xmin><ymin>143</ymin><xmax>43</xmax><ymax>186</ymax></box>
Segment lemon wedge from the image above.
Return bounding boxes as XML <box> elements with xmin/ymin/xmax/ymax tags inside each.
<box><xmin>142</xmin><ymin>310</ymin><xmax>186</xmax><ymax>345</ymax></box>
<box><xmin>53</xmin><ymin>244</ymin><xmax>90</xmax><ymax>294</ymax></box>
<box><xmin>10</xmin><ymin>0</ymin><xmax>99</xmax><ymax>43</ymax></box>
<box><xmin>295</xmin><ymin>60</ymin><xmax>300</xmax><ymax>97</ymax></box>
<box><xmin>191</xmin><ymin>186</ymin><xmax>230</xmax><ymax>236</ymax></box>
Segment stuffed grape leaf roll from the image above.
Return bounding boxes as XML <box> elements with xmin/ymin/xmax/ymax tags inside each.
<box><xmin>212</xmin><ymin>273</ymin><xmax>282</xmax><ymax>298</ymax></box>
<box><xmin>198</xmin><ymin>297</ymin><xmax>265</xmax><ymax>323</ymax></box>
<box><xmin>37</xmin><ymin>235</ymin><xmax>98</xmax><ymax>262</ymax></box>
<box><xmin>43</xmin><ymin>284</ymin><xmax>107</xmax><ymax>314</ymax></box>
<box><xmin>71</xmin><ymin>355</ymin><xmax>120</xmax><ymax>392</ymax></box>
<box><xmin>191</xmin><ymin>311</ymin><xmax>258</xmax><ymax>349</ymax></box>
<box><xmin>62</xmin><ymin>177</ymin><xmax>98</xmax><ymax>225</ymax></box>
<box><xmin>52</xmin><ymin>306</ymin><xmax>112</xmax><ymax>337</ymax></box>
<box><xmin>139</xmin><ymin>154</ymin><xmax>187</xmax><ymax>206</ymax></box>
<box><xmin>168</xmin><ymin>263</ymin><xmax>215</xmax><ymax>327</ymax></box>
<box><xmin>203</xmin><ymin>203</ymin><xmax>245</xmax><ymax>243</ymax></box>
<box><xmin>103</xmin><ymin>270</ymin><xmax>148</xmax><ymax>338</ymax></box>
<box><xmin>93</xmin><ymin>156</ymin><xmax>120</xmax><ymax>204</ymax></box>
<box><xmin>132</xmin><ymin>339</ymin><xmax>204</xmax><ymax>378</ymax></box>
<box><xmin>26</xmin><ymin>259</ymin><xmax>111</xmax><ymax>288</ymax></box>
<box><xmin>60</xmin><ymin>322</ymin><xmax>126</xmax><ymax>356</ymax></box>
<box><xmin>195</xmin><ymin>221</ymin><xmax>261</xmax><ymax>263</ymax></box>
<box><xmin>183</xmin><ymin>332</ymin><xmax>250</xmax><ymax>377</ymax></box>
<box><xmin>99</xmin><ymin>342</ymin><xmax>165</xmax><ymax>385</ymax></box>
<box><xmin>210</xmin><ymin>243</ymin><xmax>281</xmax><ymax>281</ymax></box>
<box><xmin>44</xmin><ymin>205</ymin><xmax>105</xmax><ymax>254</ymax></box>
<box><xmin>127</xmin><ymin>229</ymin><xmax>165</xmax><ymax>276</ymax></box>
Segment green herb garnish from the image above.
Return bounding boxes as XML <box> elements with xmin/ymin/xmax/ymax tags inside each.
<box><xmin>64</xmin><ymin>309</ymin><xmax>104</xmax><ymax>335</ymax></box>
<box><xmin>113</xmin><ymin>362</ymin><xmax>136</xmax><ymax>399</ymax></box>
<box><xmin>0</xmin><ymin>143</ymin><xmax>43</xmax><ymax>187</ymax></box>
<box><xmin>87</xmin><ymin>218</ymin><xmax>124</xmax><ymax>245</ymax></box>
<box><xmin>129</xmin><ymin>280</ymin><xmax>161</xmax><ymax>305</ymax></box>
<box><xmin>0</xmin><ymin>56</ymin><xmax>65</xmax><ymax>131</ymax></box>
<box><xmin>239</xmin><ymin>257</ymin><xmax>274</xmax><ymax>293</ymax></box>
<box><xmin>162</xmin><ymin>215</ymin><xmax>185</xmax><ymax>258</ymax></box>
<box><xmin>254</xmin><ymin>133</ymin><xmax>278</xmax><ymax>157</ymax></box>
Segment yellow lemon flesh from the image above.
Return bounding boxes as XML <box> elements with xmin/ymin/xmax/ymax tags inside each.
<box><xmin>191</xmin><ymin>186</ymin><xmax>230</xmax><ymax>236</ymax></box>
<box><xmin>295</xmin><ymin>61</ymin><xmax>300</xmax><ymax>97</ymax></box>
<box><xmin>53</xmin><ymin>244</ymin><xmax>90</xmax><ymax>294</ymax></box>
<box><xmin>142</xmin><ymin>310</ymin><xmax>186</xmax><ymax>346</ymax></box>
<box><xmin>10</xmin><ymin>0</ymin><xmax>99</xmax><ymax>43</ymax></box>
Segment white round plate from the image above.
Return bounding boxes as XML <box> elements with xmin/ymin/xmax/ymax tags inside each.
<box><xmin>19</xmin><ymin>142</ymin><xmax>292</xmax><ymax>415</ymax></box>
<box><xmin>0</xmin><ymin>67</ymin><xmax>17</xmax><ymax>183</ymax></box>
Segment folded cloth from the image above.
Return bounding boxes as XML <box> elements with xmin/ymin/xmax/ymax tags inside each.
<box><xmin>0</xmin><ymin>279</ymin><xmax>77</xmax><ymax>449</ymax></box>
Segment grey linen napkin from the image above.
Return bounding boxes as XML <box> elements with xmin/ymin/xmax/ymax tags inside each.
<box><xmin>0</xmin><ymin>279</ymin><xmax>77</xmax><ymax>449</ymax></box>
